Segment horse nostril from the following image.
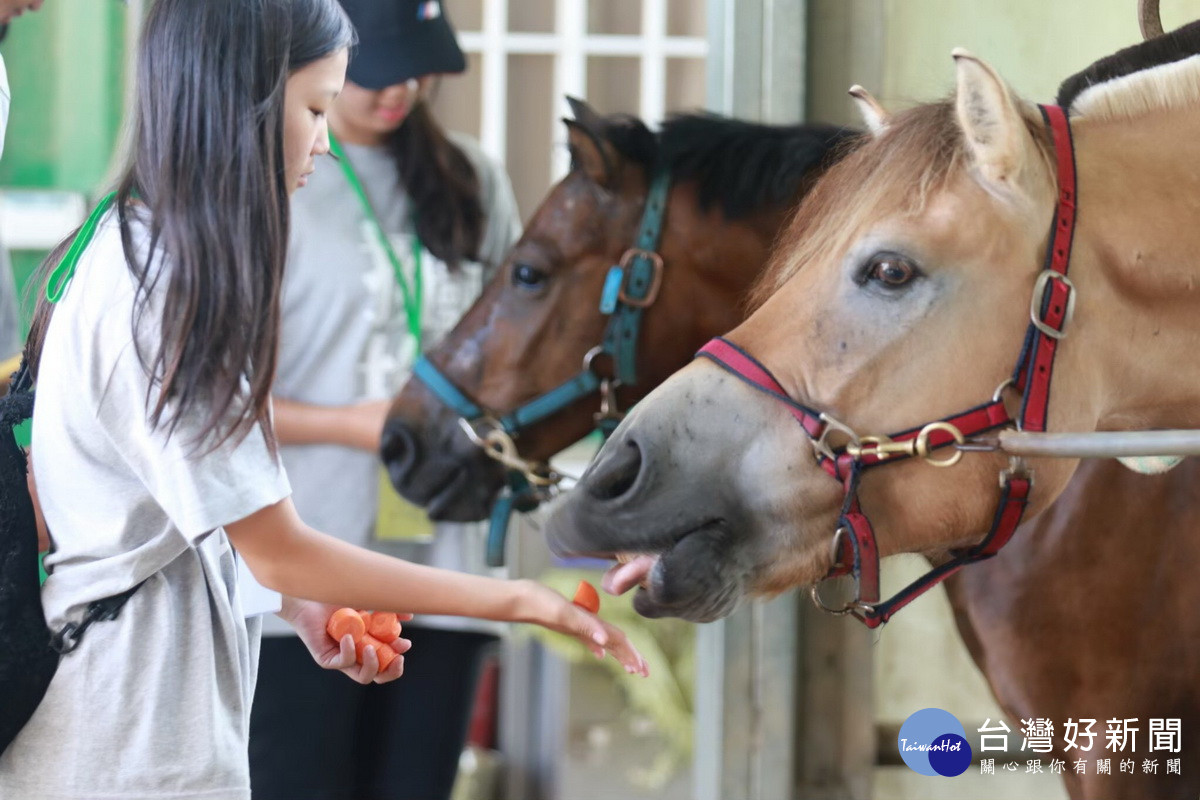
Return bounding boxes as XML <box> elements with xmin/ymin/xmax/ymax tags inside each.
<box><xmin>379</xmin><ymin>419</ymin><xmax>421</xmax><ymax>486</ymax></box>
<box><xmin>587</xmin><ymin>440</ymin><xmax>643</xmax><ymax>501</ymax></box>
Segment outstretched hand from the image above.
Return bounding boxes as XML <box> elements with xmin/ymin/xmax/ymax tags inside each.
<box><xmin>281</xmin><ymin>597</ymin><xmax>413</xmax><ymax>684</ymax></box>
<box><xmin>519</xmin><ymin>580</ymin><xmax>649</xmax><ymax>677</ymax></box>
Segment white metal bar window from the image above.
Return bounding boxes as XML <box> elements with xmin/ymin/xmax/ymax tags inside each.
<box><xmin>455</xmin><ymin>0</ymin><xmax>708</xmax><ymax>182</ymax></box>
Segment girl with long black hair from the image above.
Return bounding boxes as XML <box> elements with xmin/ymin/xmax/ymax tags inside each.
<box><xmin>250</xmin><ymin>3</ymin><xmax>526</xmax><ymax>799</ymax></box>
<box><xmin>1</xmin><ymin>2</ymin><xmax>644</xmax><ymax>797</ymax></box>
<box><xmin>251</xmin><ymin>2</ymin><xmax>526</xmax><ymax>797</ymax></box>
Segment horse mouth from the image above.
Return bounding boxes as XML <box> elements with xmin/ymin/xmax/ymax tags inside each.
<box><xmin>598</xmin><ymin>519</ymin><xmax>745</xmax><ymax>623</ymax></box>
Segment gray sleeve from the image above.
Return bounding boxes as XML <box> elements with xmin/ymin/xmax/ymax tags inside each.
<box><xmin>0</xmin><ymin>245</ymin><xmax>21</xmax><ymax>357</ymax></box>
<box><xmin>95</xmin><ymin>340</ymin><xmax>292</xmax><ymax>541</ymax></box>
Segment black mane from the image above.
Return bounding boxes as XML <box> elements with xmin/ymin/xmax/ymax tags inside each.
<box><xmin>1057</xmin><ymin>19</ymin><xmax>1200</xmax><ymax>109</ymax></box>
<box><xmin>592</xmin><ymin>111</ymin><xmax>858</xmax><ymax>220</ymax></box>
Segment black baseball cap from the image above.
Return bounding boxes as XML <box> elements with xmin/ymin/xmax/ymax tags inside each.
<box><xmin>339</xmin><ymin>0</ymin><xmax>467</xmax><ymax>90</ymax></box>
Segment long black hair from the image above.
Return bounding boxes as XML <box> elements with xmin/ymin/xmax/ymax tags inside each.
<box><xmin>27</xmin><ymin>0</ymin><xmax>355</xmax><ymax>451</ymax></box>
<box><xmin>385</xmin><ymin>98</ymin><xmax>484</xmax><ymax>269</ymax></box>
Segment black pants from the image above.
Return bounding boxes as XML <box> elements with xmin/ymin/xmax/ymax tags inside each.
<box><xmin>249</xmin><ymin>625</ymin><xmax>498</xmax><ymax>800</ymax></box>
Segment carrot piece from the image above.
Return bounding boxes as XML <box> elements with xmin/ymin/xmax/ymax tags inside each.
<box><xmin>367</xmin><ymin>611</ymin><xmax>402</xmax><ymax>644</ymax></box>
<box><xmin>572</xmin><ymin>580</ymin><xmax>600</xmax><ymax>614</ymax></box>
<box><xmin>356</xmin><ymin>634</ymin><xmax>398</xmax><ymax>671</ymax></box>
<box><xmin>327</xmin><ymin>607</ymin><xmax>366</xmax><ymax>644</ymax></box>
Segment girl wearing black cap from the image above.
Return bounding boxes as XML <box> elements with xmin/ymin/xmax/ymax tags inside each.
<box><xmin>249</xmin><ymin>2</ymin><xmax>539</xmax><ymax>800</ymax></box>
<box><xmin>3</xmin><ymin>1</ymin><xmax>645</xmax><ymax>798</ymax></box>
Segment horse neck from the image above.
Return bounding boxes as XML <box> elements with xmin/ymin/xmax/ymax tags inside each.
<box><xmin>1074</xmin><ymin>106</ymin><xmax>1200</xmax><ymax>429</ymax></box>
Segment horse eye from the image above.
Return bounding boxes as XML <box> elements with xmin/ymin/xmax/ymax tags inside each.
<box><xmin>866</xmin><ymin>255</ymin><xmax>919</xmax><ymax>288</ymax></box>
<box><xmin>512</xmin><ymin>263</ymin><xmax>548</xmax><ymax>290</ymax></box>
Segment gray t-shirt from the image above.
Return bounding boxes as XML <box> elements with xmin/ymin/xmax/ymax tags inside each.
<box><xmin>0</xmin><ymin>214</ymin><xmax>291</xmax><ymax>799</ymax></box>
<box><xmin>264</xmin><ymin>133</ymin><xmax>520</xmax><ymax>636</ymax></box>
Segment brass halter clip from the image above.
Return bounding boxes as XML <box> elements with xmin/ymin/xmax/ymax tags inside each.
<box><xmin>837</xmin><ymin>421</ymin><xmax>967</xmax><ymax>467</ymax></box>
<box><xmin>457</xmin><ymin>417</ymin><xmax>563</xmax><ymax>488</ymax></box>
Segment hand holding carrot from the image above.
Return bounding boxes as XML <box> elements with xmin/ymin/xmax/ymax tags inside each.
<box><xmin>326</xmin><ymin>609</ymin><xmax>407</xmax><ymax>672</ymax></box>
<box><xmin>280</xmin><ymin>597</ymin><xmax>412</xmax><ymax>684</ymax></box>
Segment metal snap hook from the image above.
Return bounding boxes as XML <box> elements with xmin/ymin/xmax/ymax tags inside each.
<box><xmin>456</xmin><ymin>417</ymin><xmax>563</xmax><ymax>488</ymax></box>
<box><xmin>595</xmin><ymin>377</ymin><xmax>624</xmax><ymax>425</ymax></box>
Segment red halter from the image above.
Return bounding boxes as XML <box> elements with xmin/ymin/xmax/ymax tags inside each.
<box><xmin>696</xmin><ymin>104</ymin><xmax>1078</xmax><ymax>628</ymax></box>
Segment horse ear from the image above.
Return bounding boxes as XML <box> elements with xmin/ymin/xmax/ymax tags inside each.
<box><xmin>952</xmin><ymin>49</ymin><xmax>1040</xmax><ymax>197</ymax></box>
<box><xmin>566</xmin><ymin>96</ymin><xmax>607</xmax><ymax>132</ymax></box>
<box><xmin>564</xmin><ymin>119</ymin><xmax>616</xmax><ymax>188</ymax></box>
<box><xmin>848</xmin><ymin>85</ymin><xmax>890</xmax><ymax>135</ymax></box>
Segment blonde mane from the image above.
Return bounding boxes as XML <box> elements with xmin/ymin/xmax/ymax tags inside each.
<box><xmin>1069</xmin><ymin>52</ymin><xmax>1200</xmax><ymax>122</ymax></box>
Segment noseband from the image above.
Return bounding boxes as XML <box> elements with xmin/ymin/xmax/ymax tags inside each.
<box><xmin>696</xmin><ymin>104</ymin><xmax>1078</xmax><ymax>628</ymax></box>
<box><xmin>412</xmin><ymin>169</ymin><xmax>672</xmax><ymax>565</ymax></box>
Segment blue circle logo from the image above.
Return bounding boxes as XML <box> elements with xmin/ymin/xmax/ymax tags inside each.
<box><xmin>897</xmin><ymin>708</ymin><xmax>972</xmax><ymax>777</ymax></box>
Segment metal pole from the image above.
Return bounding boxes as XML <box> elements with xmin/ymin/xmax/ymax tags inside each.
<box><xmin>996</xmin><ymin>428</ymin><xmax>1200</xmax><ymax>459</ymax></box>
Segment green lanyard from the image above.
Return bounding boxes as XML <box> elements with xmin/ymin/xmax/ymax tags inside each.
<box><xmin>329</xmin><ymin>134</ymin><xmax>424</xmax><ymax>347</ymax></box>
<box><xmin>45</xmin><ymin>191</ymin><xmax>117</xmax><ymax>303</ymax></box>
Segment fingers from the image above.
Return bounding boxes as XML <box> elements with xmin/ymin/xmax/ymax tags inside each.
<box><xmin>374</xmin><ymin>650</ymin><xmax>405</xmax><ymax>684</ymax></box>
<box><xmin>326</xmin><ymin>633</ymin><xmax>357</xmax><ymax>670</ymax></box>
<box><xmin>391</xmin><ymin>636</ymin><xmax>413</xmax><ymax>655</ymax></box>
<box><xmin>598</xmin><ymin>621</ymin><xmax>649</xmax><ymax>677</ymax></box>
<box><xmin>347</xmin><ymin>642</ymin><xmax>381</xmax><ymax>685</ymax></box>
<box><xmin>567</xmin><ymin>606</ymin><xmax>649</xmax><ymax>677</ymax></box>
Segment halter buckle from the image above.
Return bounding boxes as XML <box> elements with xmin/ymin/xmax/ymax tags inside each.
<box><xmin>616</xmin><ymin>248</ymin><xmax>664</xmax><ymax>308</ymax></box>
<box><xmin>1029</xmin><ymin>269</ymin><xmax>1077</xmax><ymax>340</ymax></box>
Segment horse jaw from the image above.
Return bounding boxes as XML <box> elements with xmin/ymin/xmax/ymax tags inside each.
<box><xmin>543</xmin><ymin>360</ymin><xmax>839</xmax><ymax>622</ymax></box>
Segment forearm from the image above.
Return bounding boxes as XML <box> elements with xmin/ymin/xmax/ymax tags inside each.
<box><xmin>231</xmin><ymin>501</ymin><xmax>532</xmax><ymax>621</ymax></box>
<box><xmin>272</xmin><ymin>396</ymin><xmax>379</xmax><ymax>451</ymax></box>
<box><xmin>228</xmin><ymin>498</ymin><xmax>650</xmax><ymax>676</ymax></box>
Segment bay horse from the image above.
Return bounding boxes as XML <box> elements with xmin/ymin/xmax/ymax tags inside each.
<box><xmin>379</xmin><ymin>99</ymin><xmax>853</xmax><ymax>522</ymax></box>
<box><xmin>542</xmin><ymin>25</ymin><xmax>1200</xmax><ymax>800</ymax></box>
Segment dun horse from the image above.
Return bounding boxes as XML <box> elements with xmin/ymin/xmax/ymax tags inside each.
<box><xmin>542</xmin><ymin>26</ymin><xmax>1200</xmax><ymax>800</ymax></box>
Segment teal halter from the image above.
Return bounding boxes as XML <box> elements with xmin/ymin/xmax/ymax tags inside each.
<box><xmin>412</xmin><ymin>168</ymin><xmax>672</xmax><ymax>566</ymax></box>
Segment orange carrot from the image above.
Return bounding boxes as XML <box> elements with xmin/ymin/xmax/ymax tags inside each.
<box><xmin>367</xmin><ymin>611</ymin><xmax>402</xmax><ymax>644</ymax></box>
<box><xmin>356</xmin><ymin>634</ymin><xmax>398</xmax><ymax>671</ymax></box>
<box><xmin>327</xmin><ymin>607</ymin><xmax>366</xmax><ymax>644</ymax></box>
<box><xmin>572</xmin><ymin>580</ymin><xmax>600</xmax><ymax>614</ymax></box>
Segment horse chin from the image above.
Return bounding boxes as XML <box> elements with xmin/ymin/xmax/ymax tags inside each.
<box><xmin>606</xmin><ymin>520</ymin><xmax>748</xmax><ymax>623</ymax></box>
